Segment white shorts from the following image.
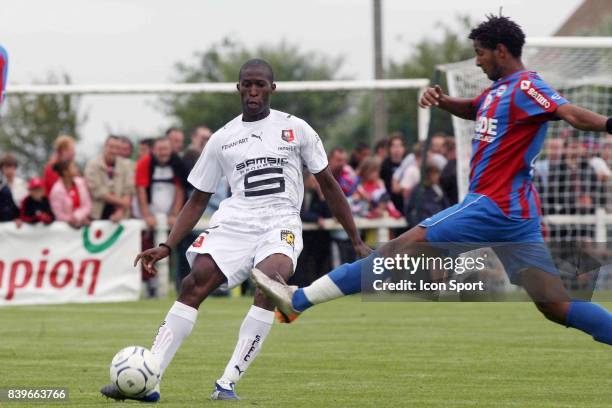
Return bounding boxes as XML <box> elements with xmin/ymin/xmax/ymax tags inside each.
<box><xmin>185</xmin><ymin>222</ymin><xmax>303</xmax><ymax>289</ymax></box>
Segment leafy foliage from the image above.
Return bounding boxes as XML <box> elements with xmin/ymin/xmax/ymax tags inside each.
<box><xmin>0</xmin><ymin>72</ymin><xmax>86</xmax><ymax>176</ymax></box>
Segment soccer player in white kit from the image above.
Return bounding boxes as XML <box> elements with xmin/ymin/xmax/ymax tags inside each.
<box><xmin>100</xmin><ymin>59</ymin><xmax>370</xmax><ymax>402</ymax></box>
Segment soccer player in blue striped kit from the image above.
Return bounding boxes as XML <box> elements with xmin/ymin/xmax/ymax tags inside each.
<box><xmin>253</xmin><ymin>15</ymin><xmax>612</xmax><ymax>346</ymax></box>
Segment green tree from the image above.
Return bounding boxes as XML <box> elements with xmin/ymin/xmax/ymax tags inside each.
<box><xmin>386</xmin><ymin>16</ymin><xmax>475</xmax><ymax>146</ymax></box>
<box><xmin>0</xmin><ymin>72</ymin><xmax>85</xmax><ymax>176</ymax></box>
<box><xmin>162</xmin><ymin>38</ymin><xmax>350</xmax><ymax>145</ymax></box>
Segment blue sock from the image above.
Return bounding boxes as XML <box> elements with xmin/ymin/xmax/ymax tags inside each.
<box><xmin>292</xmin><ymin>288</ymin><xmax>312</xmax><ymax>312</ymax></box>
<box><xmin>566</xmin><ymin>300</ymin><xmax>612</xmax><ymax>345</ymax></box>
<box><xmin>292</xmin><ymin>252</ymin><xmax>379</xmax><ymax>312</ymax></box>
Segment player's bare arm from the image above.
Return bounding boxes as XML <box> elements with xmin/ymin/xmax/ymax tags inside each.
<box><xmin>314</xmin><ymin>166</ymin><xmax>372</xmax><ymax>258</ymax></box>
<box><xmin>419</xmin><ymin>84</ymin><xmax>477</xmax><ymax>120</ymax></box>
<box><xmin>555</xmin><ymin>103</ymin><xmax>610</xmax><ymax>132</ymax></box>
<box><xmin>135</xmin><ymin>189</ymin><xmax>211</xmax><ymax>274</ymax></box>
<box><xmin>168</xmin><ymin>182</ymin><xmax>186</xmax><ymax>227</ymax></box>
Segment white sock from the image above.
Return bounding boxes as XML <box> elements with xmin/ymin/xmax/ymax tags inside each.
<box><xmin>303</xmin><ymin>275</ymin><xmax>344</xmax><ymax>305</ymax></box>
<box><xmin>218</xmin><ymin>305</ymin><xmax>274</xmax><ymax>386</ymax></box>
<box><xmin>151</xmin><ymin>301</ymin><xmax>198</xmax><ymax>377</ymax></box>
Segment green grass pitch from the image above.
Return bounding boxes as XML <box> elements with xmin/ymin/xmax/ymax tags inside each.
<box><xmin>0</xmin><ymin>297</ymin><xmax>610</xmax><ymax>407</ymax></box>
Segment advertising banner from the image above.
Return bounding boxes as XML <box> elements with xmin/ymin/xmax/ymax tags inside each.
<box><xmin>0</xmin><ymin>220</ymin><xmax>142</xmax><ymax>306</ymax></box>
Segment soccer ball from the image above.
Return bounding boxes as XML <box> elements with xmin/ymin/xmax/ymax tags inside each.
<box><xmin>109</xmin><ymin>346</ymin><xmax>160</xmax><ymax>397</ymax></box>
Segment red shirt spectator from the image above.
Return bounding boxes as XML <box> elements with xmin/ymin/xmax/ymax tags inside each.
<box><xmin>43</xmin><ymin>135</ymin><xmax>76</xmax><ymax>195</ymax></box>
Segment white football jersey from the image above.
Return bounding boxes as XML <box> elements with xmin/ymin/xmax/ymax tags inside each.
<box><xmin>188</xmin><ymin>109</ymin><xmax>328</xmax><ymax>228</ymax></box>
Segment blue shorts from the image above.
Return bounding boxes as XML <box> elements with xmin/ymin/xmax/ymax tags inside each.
<box><xmin>419</xmin><ymin>193</ymin><xmax>558</xmax><ymax>284</ymax></box>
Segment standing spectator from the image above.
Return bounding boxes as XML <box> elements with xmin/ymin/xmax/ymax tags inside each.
<box><xmin>138</xmin><ymin>138</ymin><xmax>154</xmax><ymax>160</ymax></box>
<box><xmin>43</xmin><ymin>135</ymin><xmax>76</xmax><ymax>196</ymax></box>
<box><xmin>135</xmin><ymin>137</ymin><xmax>185</xmax><ymax>297</ymax></box>
<box><xmin>118</xmin><ymin>136</ymin><xmax>134</xmax><ymax>160</ymax></box>
<box><xmin>177</xmin><ymin>125</ymin><xmax>214</xmax><ymax>293</ymax></box>
<box><xmin>166</xmin><ymin>127</ymin><xmax>185</xmax><ymax>155</ymax></box>
<box><xmin>85</xmin><ymin>135</ymin><xmax>135</xmax><ymax>222</ymax></box>
<box><xmin>19</xmin><ymin>177</ymin><xmax>54</xmax><ymax>224</ymax></box>
<box><xmin>349</xmin><ymin>142</ymin><xmax>371</xmax><ymax>169</ymax></box>
<box><xmin>294</xmin><ymin>172</ymin><xmax>332</xmax><ymax>286</ymax></box>
<box><xmin>0</xmin><ymin>153</ymin><xmax>27</xmax><ymax>206</ymax></box>
<box><xmin>380</xmin><ymin>132</ymin><xmax>406</xmax><ymax>213</ymax></box>
<box><xmin>440</xmin><ymin>137</ymin><xmax>458</xmax><ymax>205</ymax></box>
<box><xmin>49</xmin><ymin>160</ymin><xmax>92</xmax><ymax>228</ymax></box>
<box><xmin>183</xmin><ymin>125</ymin><xmax>212</xmax><ymax>174</ymax></box>
<box><xmin>404</xmin><ymin>163</ymin><xmax>449</xmax><ymax>227</ymax></box>
<box><xmin>429</xmin><ymin>133</ymin><xmax>449</xmax><ymax>170</ymax></box>
<box><xmin>399</xmin><ymin>142</ymin><xmax>424</xmax><ymax>202</ymax></box>
<box><xmin>135</xmin><ymin>137</ymin><xmax>186</xmax><ymax>230</ymax></box>
<box><xmin>0</xmin><ymin>171</ymin><xmax>19</xmax><ymax>222</ymax></box>
<box><xmin>374</xmin><ymin>138</ymin><xmax>388</xmax><ymax>161</ymax></box>
<box><xmin>352</xmin><ymin>157</ymin><xmax>401</xmax><ymax>219</ymax></box>
<box><xmin>329</xmin><ymin>147</ymin><xmax>359</xmax><ymax>196</ymax></box>
<box><xmin>328</xmin><ymin>147</ymin><xmax>359</xmax><ymax>264</ymax></box>
<box><xmin>534</xmin><ymin>137</ymin><xmax>564</xmax><ymax>193</ymax></box>
<box><xmin>393</xmin><ymin>134</ymin><xmax>447</xmax><ymax>189</ymax></box>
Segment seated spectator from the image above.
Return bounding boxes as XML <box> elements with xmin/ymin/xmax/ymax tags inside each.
<box><xmin>0</xmin><ymin>172</ymin><xmax>19</xmax><ymax>222</ymax></box>
<box><xmin>353</xmin><ymin>157</ymin><xmax>401</xmax><ymax>219</ymax></box>
<box><xmin>0</xmin><ymin>153</ymin><xmax>27</xmax><ymax>206</ymax></box>
<box><xmin>20</xmin><ymin>177</ymin><xmax>54</xmax><ymax>224</ymax></box>
<box><xmin>43</xmin><ymin>135</ymin><xmax>76</xmax><ymax>195</ymax></box>
<box><xmin>85</xmin><ymin>135</ymin><xmax>135</xmax><ymax>222</ymax></box>
<box><xmin>404</xmin><ymin>163</ymin><xmax>449</xmax><ymax>226</ymax></box>
<box><xmin>49</xmin><ymin>160</ymin><xmax>92</xmax><ymax>228</ymax></box>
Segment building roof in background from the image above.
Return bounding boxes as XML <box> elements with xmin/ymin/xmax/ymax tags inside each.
<box><xmin>555</xmin><ymin>0</ymin><xmax>612</xmax><ymax>35</ymax></box>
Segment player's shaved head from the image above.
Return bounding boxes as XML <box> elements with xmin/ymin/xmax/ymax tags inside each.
<box><xmin>239</xmin><ymin>59</ymin><xmax>274</xmax><ymax>83</ymax></box>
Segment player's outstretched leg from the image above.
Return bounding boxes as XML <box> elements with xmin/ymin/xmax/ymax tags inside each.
<box><xmin>522</xmin><ymin>268</ymin><xmax>612</xmax><ymax>345</ymax></box>
<box><xmin>252</xmin><ymin>227</ymin><xmax>427</xmax><ymax>321</ymax></box>
<box><xmin>100</xmin><ymin>254</ymin><xmax>226</xmax><ymax>402</ymax></box>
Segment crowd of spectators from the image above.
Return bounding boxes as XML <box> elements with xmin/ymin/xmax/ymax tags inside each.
<box><xmin>1</xmin><ymin>126</ymin><xmax>609</xmax><ymax>289</ymax></box>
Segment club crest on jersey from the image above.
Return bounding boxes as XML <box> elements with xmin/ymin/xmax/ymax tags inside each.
<box><xmin>280</xmin><ymin>230</ymin><xmax>295</xmax><ymax>247</ymax></box>
<box><xmin>496</xmin><ymin>84</ymin><xmax>507</xmax><ymax>96</ymax></box>
<box><xmin>482</xmin><ymin>94</ymin><xmax>494</xmax><ymax>109</ymax></box>
<box><xmin>281</xmin><ymin>129</ymin><xmax>295</xmax><ymax>142</ymax></box>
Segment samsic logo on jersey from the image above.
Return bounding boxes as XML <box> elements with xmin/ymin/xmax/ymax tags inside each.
<box><xmin>281</xmin><ymin>129</ymin><xmax>295</xmax><ymax>142</ymax></box>
<box><xmin>235</xmin><ymin>157</ymin><xmax>289</xmax><ymax>171</ymax></box>
<box><xmin>280</xmin><ymin>230</ymin><xmax>295</xmax><ymax>247</ymax></box>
